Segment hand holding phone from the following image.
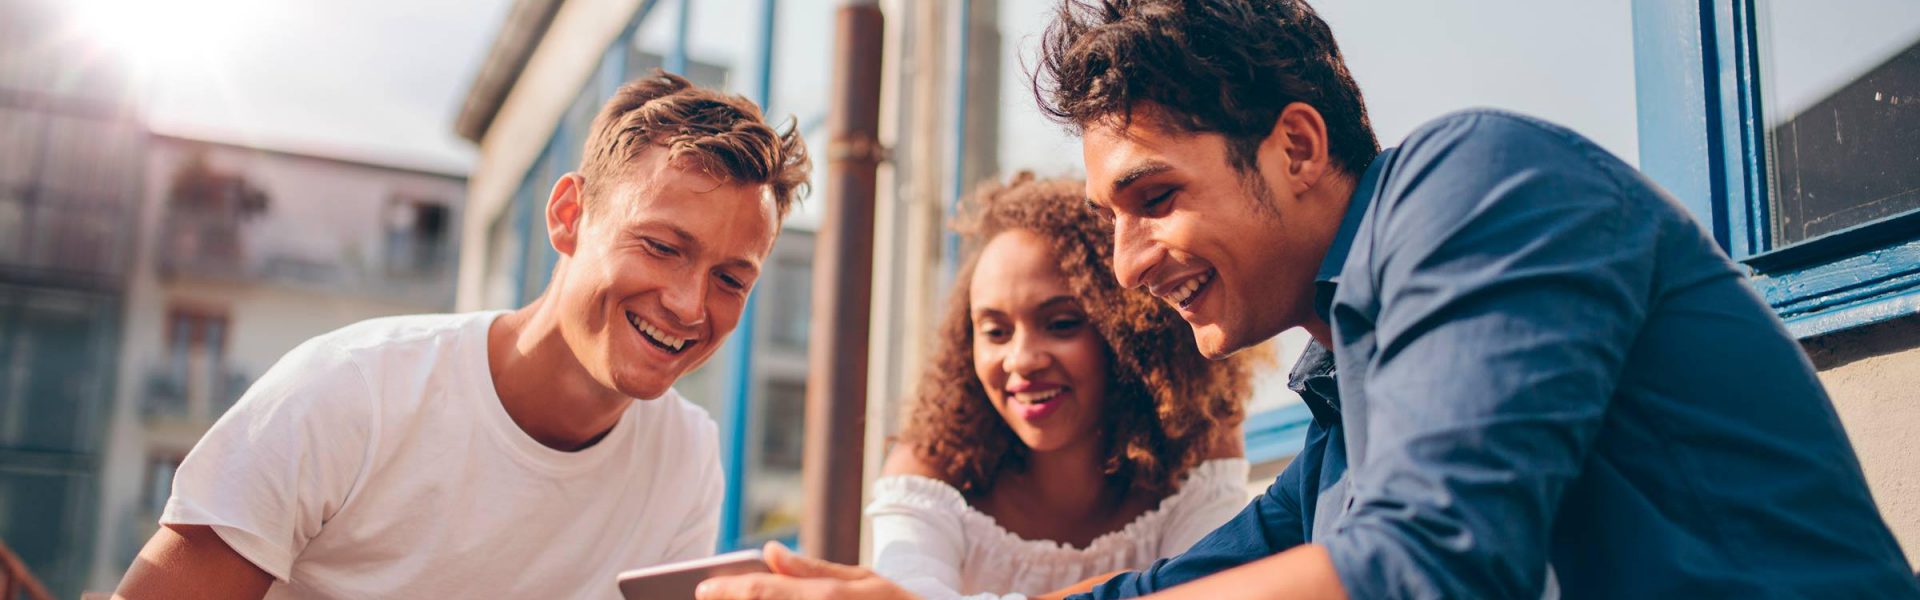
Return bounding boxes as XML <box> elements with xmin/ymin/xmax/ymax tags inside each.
<box><xmin>617</xmin><ymin>550</ymin><xmax>771</xmax><ymax>600</ymax></box>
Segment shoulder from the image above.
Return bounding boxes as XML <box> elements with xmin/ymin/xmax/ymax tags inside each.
<box><xmin>870</xmin><ymin>444</ymin><xmax>969</xmax><ymax>514</ymax></box>
<box><xmin>1400</xmin><ymin>109</ymin><xmax>1605</xmax><ymax>158</ymax></box>
<box><xmin>633</xmin><ymin>387</ymin><xmax>723</xmax><ymax>462</ymax></box>
<box><xmin>1159</xmin><ymin>457</ymin><xmax>1252</xmax><ymax>521</ymax></box>
<box><xmin>1366</xmin><ymin>110</ymin><xmax>1633</xmax><ymax>250</ymax></box>
<box><xmin>238</xmin><ymin>311</ymin><xmax>495</xmax><ymax>427</ymax></box>
<box><xmin>1386</xmin><ymin>109</ymin><xmax>1628</xmax><ymax>199</ymax></box>
<box><xmin>881</xmin><ymin>443</ymin><xmax>946</xmax><ymax>479</ymax></box>
<box><xmin>315</xmin><ymin>311</ymin><xmax>497</xmax><ymax>358</ymax></box>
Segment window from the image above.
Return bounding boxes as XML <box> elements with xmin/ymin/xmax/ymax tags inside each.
<box><xmin>144</xmin><ymin>453</ymin><xmax>186</xmax><ymax>515</ymax></box>
<box><xmin>1634</xmin><ymin>0</ymin><xmax>1920</xmax><ymax>337</ymax></box>
<box><xmin>384</xmin><ymin>198</ymin><xmax>451</xmax><ymax>276</ymax></box>
<box><xmin>156</xmin><ymin>306</ymin><xmax>230</xmax><ymax>421</ymax></box>
<box><xmin>1755</xmin><ymin>0</ymin><xmax>1920</xmax><ymax>246</ymax></box>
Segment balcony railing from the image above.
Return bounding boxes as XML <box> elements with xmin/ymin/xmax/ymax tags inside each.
<box><xmin>141</xmin><ymin>362</ymin><xmax>249</xmax><ymax>425</ymax></box>
<box><xmin>157</xmin><ymin>211</ymin><xmax>457</xmax><ymax>307</ymax></box>
<box><xmin>0</xmin><ymin>538</ymin><xmax>53</xmax><ymax>600</ymax></box>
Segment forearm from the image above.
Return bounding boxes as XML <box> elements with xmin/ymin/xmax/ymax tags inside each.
<box><xmin>1140</xmin><ymin>545</ymin><xmax>1345</xmax><ymax>600</ymax></box>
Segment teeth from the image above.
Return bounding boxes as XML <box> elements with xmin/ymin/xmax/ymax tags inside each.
<box><xmin>1016</xmin><ymin>388</ymin><xmax>1062</xmax><ymax>404</ymax></box>
<box><xmin>627</xmin><ymin>312</ymin><xmax>688</xmax><ymax>351</ymax></box>
<box><xmin>1165</xmin><ymin>272</ymin><xmax>1211</xmax><ymax>307</ymax></box>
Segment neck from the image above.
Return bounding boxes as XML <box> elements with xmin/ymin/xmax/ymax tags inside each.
<box><xmin>1015</xmin><ymin>433</ymin><xmax>1122</xmax><ymax>517</ymax></box>
<box><xmin>1297</xmin><ymin>168</ymin><xmax>1356</xmax><ymax>351</ymax></box>
<box><xmin>1303</xmin><ymin>315</ymin><xmax>1333</xmax><ymax>348</ymax></box>
<box><xmin>487</xmin><ymin>294</ymin><xmax>631</xmax><ymax>451</ymax></box>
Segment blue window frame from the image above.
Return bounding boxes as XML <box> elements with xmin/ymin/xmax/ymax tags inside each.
<box><xmin>1634</xmin><ymin>0</ymin><xmax>1920</xmax><ymax>338</ymax></box>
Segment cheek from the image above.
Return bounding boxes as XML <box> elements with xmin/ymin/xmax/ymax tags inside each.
<box><xmin>972</xmin><ymin>344</ymin><xmax>1005</xmax><ymax>404</ymax></box>
<box><xmin>708</xmin><ymin>292</ymin><xmax>748</xmax><ymax>328</ymax></box>
<box><xmin>1063</xmin><ymin>336</ymin><xmax>1111</xmax><ymax>396</ymax></box>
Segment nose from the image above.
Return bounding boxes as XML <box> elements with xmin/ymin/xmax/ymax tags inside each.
<box><xmin>1111</xmin><ymin>214</ymin><xmax>1157</xmax><ymax>290</ymax></box>
<box><xmin>659</xmin><ymin>273</ymin><xmax>708</xmax><ymax>328</ymax></box>
<box><xmin>1003</xmin><ymin>330</ymin><xmax>1053</xmax><ymax>377</ymax></box>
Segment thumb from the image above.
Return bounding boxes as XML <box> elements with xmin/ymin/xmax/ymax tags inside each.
<box><xmin>763</xmin><ymin>541</ymin><xmax>868</xmax><ymax>580</ymax></box>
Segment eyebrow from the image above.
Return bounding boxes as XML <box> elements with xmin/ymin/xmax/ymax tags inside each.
<box><xmin>1110</xmin><ymin>161</ymin><xmax>1174</xmax><ymax>197</ymax></box>
<box><xmin>1037</xmin><ymin>296</ymin><xmax>1078</xmax><ymax>310</ymax></box>
<box><xmin>974</xmin><ymin>296</ymin><xmax>1080</xmax><ymax>319</ymax></box>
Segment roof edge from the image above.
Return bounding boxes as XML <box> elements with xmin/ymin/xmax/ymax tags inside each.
<box><xmin>454</xmin><ymin>0</ymin><xmax>567</xmax><ymax>144</ymax></box>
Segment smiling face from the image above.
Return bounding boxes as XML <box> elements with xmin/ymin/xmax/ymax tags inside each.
<box><xmin>547</xmin><ymin>149</ymin><xmax>779</xmax><ymax>401</ymax></box>
<box><xmin>969</xmin><ymin>229</ymin><xmax>1112</xmax><ymax>454</ymax></box>
<box><xmin>1081</xmin><ymin>106</ymin><xmax>1348</xmax><ymax>358</ymax></box>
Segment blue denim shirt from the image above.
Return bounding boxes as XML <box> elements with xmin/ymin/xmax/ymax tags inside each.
<box><xmin>1075</xmin><ymin>110</ymin><xmax>1919</xmax><ymax>599</ymax></box>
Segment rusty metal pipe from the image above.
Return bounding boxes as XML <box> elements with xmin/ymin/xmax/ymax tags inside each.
<box><xmin>799</xmin><ymin>0</ymin><xmax>885</xmax><ymax>565</ymax></box>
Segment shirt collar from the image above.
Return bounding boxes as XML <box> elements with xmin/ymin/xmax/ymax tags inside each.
<box><xmin>1314</xmin><ymin>148</ymin><xmax>1392</xmax><ymax>320</ymax></box>
<box><xmin>1284</xmin><ymin>340</ymin><xmax>1340</xmax><ymax>426</ymax></box>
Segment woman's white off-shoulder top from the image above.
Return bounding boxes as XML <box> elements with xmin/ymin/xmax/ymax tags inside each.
<box><xmin>865</xmin><ymin>458</ymin><xmax>1250</xmax><ymax>600</ymax></box>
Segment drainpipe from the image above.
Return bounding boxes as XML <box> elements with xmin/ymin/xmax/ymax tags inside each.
<box><xmin>800</xmin><ymin>0</ymin><xmax>884</xmax><ymax>565</ymax></box>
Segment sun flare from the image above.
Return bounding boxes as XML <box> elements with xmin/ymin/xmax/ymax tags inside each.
<box><xmin>72</xmin><ymin>0</ymin><xmax>263</xmax><ymax>79</ymax></box>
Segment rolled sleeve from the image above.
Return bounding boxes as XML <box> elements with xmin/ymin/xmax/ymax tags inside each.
<box><xmin>1324</xmin><ymin>112</ymin><xmax>1654</xmax><ymax>599</ymax></box>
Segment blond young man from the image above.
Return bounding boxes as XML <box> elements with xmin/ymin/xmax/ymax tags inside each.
<box><xmin>115</xmin><ymin>72</ymin><xmax>810</xmax><ymax>599</ymax></box>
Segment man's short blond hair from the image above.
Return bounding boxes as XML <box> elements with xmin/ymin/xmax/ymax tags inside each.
<box><xmin>579</xmin><ymin>70</ymin><xmax>810</xmax><ymax>217</ymax></box>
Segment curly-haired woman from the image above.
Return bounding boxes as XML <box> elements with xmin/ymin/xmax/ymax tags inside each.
<box><xmin>864</xmin><ymin>174</ymin><xmax>1256</xmax><ymax>599</ymax></box>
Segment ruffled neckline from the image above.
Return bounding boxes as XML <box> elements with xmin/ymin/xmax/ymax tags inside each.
<box><xmin>870</xmin><ymin>458</ymin><xmax>1247</xmax><ymax>564</ymax></box>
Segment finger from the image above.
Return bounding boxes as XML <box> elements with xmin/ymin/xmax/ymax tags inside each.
<box><xmin>694</xmin><ymin>573</ymin><xmax>787</xmax><ymax>600</ymax></box>
<box><xmin>696</xmin><ymin>573</ymin><xmax>841</xmax><ymax>600</ymax></box>
<box><xmin>762</xmin><ymin>541</ymin><xmax>870</xmax><ymax>581</ymax></box>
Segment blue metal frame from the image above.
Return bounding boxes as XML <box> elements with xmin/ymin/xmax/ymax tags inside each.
<box><xmin>944</xmin><ymin>0</ymin><xmax>974</xmax><ymax>276</ymax></box>
<box><xmin>1632</xmin><ymin>0</ymin><xmax>1920</xmax><ymax>338</ymax></box>
<box><xmin>715</xmin><ymin>0</ymin><xmax>782</xmax><ymax>552</ymax></box>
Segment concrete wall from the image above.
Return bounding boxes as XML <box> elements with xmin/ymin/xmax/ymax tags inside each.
<box><xmin>1810</xmin><ymin>318</ymin><xmax>1920</xmax><ymax>567</ymax></box>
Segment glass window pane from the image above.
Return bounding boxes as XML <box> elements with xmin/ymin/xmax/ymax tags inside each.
<box><xmin>1757</xmin><ymin>0</ymin><xmax>1920</xmax><ymax>245</ymax></box>
<box><xmin>686</xmin><ymin>0</ymin><xmax>764</xmax><ymax>96</ymax></box>
<box><xmin>768</xmin><ymin>0</ymin><xmax>833</xmax><ymax>229</ymax></box>
<box><xmin>626</xmin><ymin>0</ymin><xmax>684</xmax><ymax>82</ymax></box>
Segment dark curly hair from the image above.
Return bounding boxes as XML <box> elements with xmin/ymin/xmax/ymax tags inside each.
<box><xmin>1034</xmin><ymin>0</ymin><xmax>1380</xmax><ymax>175</ymax></box>
<box><xmin>897</xmin><ymin>173</ymin><xmax>1252</xmax><ymax>496</ymax></box>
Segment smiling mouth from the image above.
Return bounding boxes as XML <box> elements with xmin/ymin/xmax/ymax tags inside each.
<box><xmin>1011</xmin><ymin>388</ymin><xmax>1064</xmax><ymax>405</ymax></box>
<box><xmin>1163</xmin><ymin>270</ymin><xmax>1214</xmax><ymax>309</ymax></box>
<box><xmin>627</xmin><ymin>311</ymin><xmax>695</xmax><ymax>355</ymax></box>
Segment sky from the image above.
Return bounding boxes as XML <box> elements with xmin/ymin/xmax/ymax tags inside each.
<box><xmin>74</xmin><ymin>0</ymin><xmax>515</xmax><ymax>175</ymax></box>
<box><xmin>997</xmin><ymin>0</ymin><xmax>1643</xmax><ymax>177</ymax></box>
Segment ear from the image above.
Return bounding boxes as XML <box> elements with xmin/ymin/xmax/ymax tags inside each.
<box><xmin>547</xmin><ymin>173</ymin><xmax>585</xmax><ymax>257</ymax></box>
<box><xmin>1261</xmin><ymin>102</ymin><xmax>1334</xmax><ymax>194</ymax></box>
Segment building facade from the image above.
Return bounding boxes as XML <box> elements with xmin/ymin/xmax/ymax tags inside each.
<box><xmin>85</xmin><ymin>134</ymin><xmax>466</xmax><ymax>592</ymax></box>
<box><xmin>0</xmin><ymin>0</ymin><xmax>146</xmax><ymax>596</ymax></box>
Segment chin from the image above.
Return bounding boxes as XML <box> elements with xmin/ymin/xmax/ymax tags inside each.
<box><xmin>1192</xmin><ymin>326</ymin><xmax>1235</xmax><ymax>360</ymax></box>
<box><xmin>611</xmin><ymin>370</ymin><xmax>675</xmax><ymax>401</ymax></box>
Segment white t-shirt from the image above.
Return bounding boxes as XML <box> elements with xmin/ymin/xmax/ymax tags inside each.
<box><xmin>162</xmin><ymin>311</ymin><xmax>724</xmax><ymax>599</ymax></box>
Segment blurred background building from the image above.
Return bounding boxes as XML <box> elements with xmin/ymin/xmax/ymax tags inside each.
<box><xmin>86</xmin><ymin>134</ymin><xmax>465</xmax><ymax>590</ymax></box>
<box><xmin>0</xmin><ymin>0</ymin><xmax>473</xmax><ymax>595</ymax></box>
<box><xmin>0</xmin><ymin>0</ymin><xmax>145</xmax><ymax>596</ymax></box>
<box><xmin>0</xmin><ymin>0</ymin><xmax>1914</xmax><ymax>595</ymax></box>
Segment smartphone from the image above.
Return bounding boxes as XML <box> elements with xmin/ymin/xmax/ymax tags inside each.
<box><xmin>616</xmin><ymin>549</ymin><xmax>771</xmax><ymax>600</ymax></box>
